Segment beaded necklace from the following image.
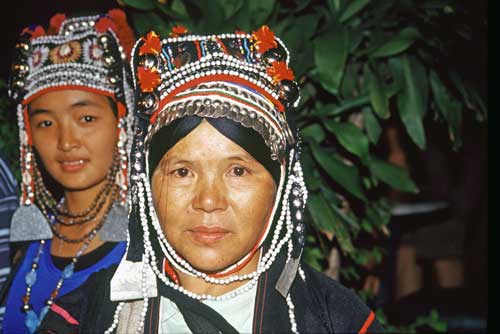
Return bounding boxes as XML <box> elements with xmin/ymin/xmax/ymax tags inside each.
<box><xmin>34</xmin><ymin>152</ymin><xmax>120</xmax><ymax>226</ymax></box>
<box><xmin>21</xmin><ymin>212</ymin><xmax>104</xmax><ymax>332</ymax></box>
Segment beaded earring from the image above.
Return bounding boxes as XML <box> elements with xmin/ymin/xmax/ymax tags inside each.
<box><xmin>10</xmin><ymin>104</ymin><xmax>52</xmax><ymax>242</ymax></box>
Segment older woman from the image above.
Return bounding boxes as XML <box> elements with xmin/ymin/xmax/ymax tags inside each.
<box><xmin>1</xmin><ymin>10</ymin><xmax>135</xmax><ymax>333</ymax></box>
<box><xmin>37</xmin><ymin>26</ymin><xmax>383</xmax><ymax>333</ymax></box>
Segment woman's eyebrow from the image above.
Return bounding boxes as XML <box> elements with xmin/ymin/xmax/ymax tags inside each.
<box><xmin>160</xmin><ymin>156</ymin><xmax>193</xmax><ymax>167</ymax></box>
<box><xmin>70</xmin><ymin>99</ymin><xmax>101</xmax><ymax>108</ymax></box>
<box><xmin>28</xmin><ymin>108</ymin><xmax>50</xmax><ymax>117</ymax></box>
<box><xmin>226</xmin><ymin>155</ymin><xmax>254</xmax><ymax>163</ymax></box>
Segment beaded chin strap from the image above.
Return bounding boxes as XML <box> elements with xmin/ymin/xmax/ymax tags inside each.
<box><xmin>108</xmin><ymin>26</ymin><xmax>308</xmax><ymax>333</ymax></box>
<box><xmin>8</xmin><ymin>9</ymin><xmax>136</xmax><ymax>243</ymax></box>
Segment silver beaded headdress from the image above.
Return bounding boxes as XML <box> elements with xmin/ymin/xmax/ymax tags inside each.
<box><xmin>8</xmin><ymin>10</ymin><xmax>136</xmax><ymax>242</ymax></box>
<box><xmin>109</xmin><ymin>27</ymin><xmax>309</xmax><ymax>333</ymax></box>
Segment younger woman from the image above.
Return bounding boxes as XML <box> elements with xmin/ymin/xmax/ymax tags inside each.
<box><xmin>1</xmin><ymin>10</ymin><xmax>135</xmax><ymax>333</ymax></box>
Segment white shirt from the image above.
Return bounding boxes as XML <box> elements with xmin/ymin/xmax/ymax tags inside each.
<box><xmin>159</xmin><ymin>280</ymin><xmax>257</xmax><ymax>333</ymax></box>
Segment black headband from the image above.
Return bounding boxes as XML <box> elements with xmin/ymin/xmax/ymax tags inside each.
<box><xmin>148</xmin><ymin>116</ymin><xmax>281</xmax><ymax>184</ymax></box>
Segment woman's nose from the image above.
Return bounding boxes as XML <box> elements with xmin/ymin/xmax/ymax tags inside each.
<box><xmin>57</xmin><ymin>125</ymin><xmax>80</xmax><ymax>152</ymax></box>
<box><xmin>192</xmin><ymin>175</ymin><xmax>228</xmax><ymax>213</ymax></box>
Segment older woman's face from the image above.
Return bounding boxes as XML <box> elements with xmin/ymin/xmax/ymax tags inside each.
<box><xmin>151</xmin><ymin>120</ymin><xmax>277</xmax><ymax>273</ymax></box>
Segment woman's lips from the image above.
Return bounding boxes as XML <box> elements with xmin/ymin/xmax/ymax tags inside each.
<box><xmin>187</xmin><ymin>226</ymin><xmax>231</xmax><ymax>245</ymax></box>
<box><xmin>59</xmin><ymin>159</ymin><xmax>88</xmax><ymax>172</ymax></box>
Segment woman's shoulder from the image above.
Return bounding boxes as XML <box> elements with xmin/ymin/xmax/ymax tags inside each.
<box><xmin>300</xmin><ymin>263</ymin><xmax>384</xmax><ymax>333</ymax></box>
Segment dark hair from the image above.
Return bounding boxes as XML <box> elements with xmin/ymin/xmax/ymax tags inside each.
<box><xmin>107</xmin><ymin>96</ymin><xmax>118</xmax><ymax>118</ymax></box>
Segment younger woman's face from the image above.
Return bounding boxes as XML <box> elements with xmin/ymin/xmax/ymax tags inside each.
<box><xmin>151</xmin><ymin>120</ymin><xmax>277</xmax><ymax>273</ymax></box>
<box><xmin>28</xmin><ymin>89</ymin><xmax>118</xmax><ymax>192</ymax></box>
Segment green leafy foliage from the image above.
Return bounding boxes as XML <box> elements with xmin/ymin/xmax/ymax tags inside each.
<box><xmin>371</xmin><ymin>27</ymin><xmax>420</xmax><ymax>58</ymax></box>
<box><xmin>368</xmin><ymin>158</ymin><xmax>419</xmax><ymax>193</ymax></box>
<box><xmin>391</xmin><ymin>55</ymin><xmax>429</xmax><ymax>149</ymax></box>
<box><xmin>313</xmin><ymin>23</ymin><xmax>349</xmax><ymax>95</ymax></box>
<box><xmin>311</xmin><ymin>144</ymin><xmax>367</xmax><ymax>201</ymax></box>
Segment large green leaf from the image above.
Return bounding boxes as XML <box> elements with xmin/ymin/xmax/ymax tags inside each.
<box><xmin>324</xmin><ymin>120</ymin><xmax>370</xmax><ymax>161</ymax></box>
<box><xmin>292</xmin><ymin>0</ymin><xmax>314</xmax><ymax>12</ymax></box>
<box><xmin>280</xmin><ymin>14</ymin><xmax>318</xmax><ymax>77</ymax></box>
<box><xmin>158</xmin><ymin>0</ymin><xmax>190</xmax><ymax>20</ymax></box>
<box><xmin>362</xmin><ymin>106</ymin><xmax>382</xmax><ymax>144</ymax></box>
<box><xmin>301</xmin><ymin>124</ymin><xmax>326</xmax><ymax>143</ymax></box>
<box><xmin>390</xmin><ymin>56</ymin><xmax>428</xmax><ymax>149</ymax></box>
<box><xmin>281</xmin><ymin>14</ymin><xmax>318</xmax><ymax>53</ymax></box>
<box><xmin>367</xmin><ymin>65</ymin><xmax>390</xmax><ymax>119</ymax></box>
<box><xmin>248</xmin><ymin>0</ymin><xmax>276</xmax><ymax>27</ymax></box>
<box><xmin>326</xmin><ymin>0</ymin><xmax>342</xmax><ymax>13</ymax></box>
<box><xmin>368</xmin><ymin>158</ymin><xmax>418</xmax><ymax>193</ymax></box>
<box><xmin>189</xmin><ymin>0</ymin><xmax>226</xmax><ymax>33</ymax></box>
<box><xmin>429</xmin><ymin>70</ymin><xmax>463</xmax><ymax>146</ymax></box>
<box><xmin>307</xmin><ymin>193</ymin><xmax>354</xmax><ymax>253</ymax></box>
<box><xmin>313</xmin><ymin>23</ymin><xmax>349</xmax><ymax>95</ymax></box>
<box><xmin>218</xmin><ymin>0</ymin><xmax>244</xmax><ymax>19</ymax></box>
<box><xmin>340</xmin><ymin>63</ymin><xmax>360</xmax><ymax>98</ymax></box>
<box><xmin>371</xmin><ymin>27</ymin><xmax>420</xmax><ymax>58</ymax></box>
<box><xmin>309</xmin><ymin>96</ymin><xmax>370</xmax><ymax>117</ymax></box>
<box><xmin>339</xmin><ymin>0</ymin><xmax>371</xmax><ymax>23</ymax></box>
<box><xmin>131</xmin><ymin>12</ymin><xmax>172</xmax><ymax>36</ymax></box>
<box><xmin>301</xmin><ymin>148</ymin><xmax>321</xmax><ymax>191</ymax></box>
<box><xmin>321</xmin><ymin>185</ymin><xmax>361</xmax><ymax>230</ymax></box>
<box><xmin>311</xmin><ymin>144</ymin><xmax>367</xmax><ymax>201</ymax></box>
<box><xmin>297</xmin><ymin>83</ymin><xmax>317</xmax><ymax>109</ymax></box>
<box><xmin>122</xmin><ymin>0</ymin><xmax>155</xmax><ymax>10</ymax></box>
<box><xmin>348</xmin><ymin>28</ymin><xmax>364</xmax><ymax>53</ymax></box>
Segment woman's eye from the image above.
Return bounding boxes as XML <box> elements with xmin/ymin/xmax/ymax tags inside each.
<box><xmin>174</xmin><ymin>168</ymin><xmax>190</xmax><ymax>177</ymax></box>
<box><xmin>38</xmin><ymin>120</ymin><xmax>52</xmax><ymax>128</ymax></box>
<box><xmin>81</xmin><ymin>115</ymin><xmax>96</xmax><ymax>123</ymax></box>
<box><xmin>230</xmin><ymin>166</ymin><xmax>247</xmax><ymax>177</ymax></box>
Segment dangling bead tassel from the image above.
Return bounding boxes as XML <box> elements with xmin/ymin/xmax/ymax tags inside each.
<box><xmin>137</xmin><ymin>252</ymin><xmax>150</xmax><ymax>333</ymax></box>
<box><xmin>104</xmin><ymin>302</ymin><xmax>125</xmax><ymax>334</ymax></box>
<box><xmin>286</xmin><ymin>293</ymin><xmax>299</xmax><ymax>334</ymax></box>
<box><xmin>116</xmin><ymin>103</ymin><xmax>129</xmax><ymax>206</ymax></box>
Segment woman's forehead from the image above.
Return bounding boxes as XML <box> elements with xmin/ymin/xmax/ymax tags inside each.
<box><xmin>28</xmin><ymin>89</ymin><xmax>109</xmax><ymax>110</ymax></box>
<box><xmin>160</xmin><ymin>121</ymin><xmax>255</xmax><ymax>163</ymax></box>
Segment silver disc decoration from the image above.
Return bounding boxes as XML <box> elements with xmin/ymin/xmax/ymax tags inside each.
<box><xmin>98</xmin><ymin>203</ymin><xmax>129</xmax><ymax>241</ymax></box>
<box><xmin>10</xmin><ymin>205</ymin><xmax>53</xmax><ymax>241</ymax></box>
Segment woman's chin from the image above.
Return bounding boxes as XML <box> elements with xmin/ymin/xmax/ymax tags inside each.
<box><xmin>186</xmin><ymin>257</ymin><xmax>238</xmax><ymax>274</ymax></box>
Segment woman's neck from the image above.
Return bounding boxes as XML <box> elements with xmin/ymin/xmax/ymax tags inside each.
<box><xmin>50</xmin><ymin>178</ymin><xmax>112</xmax><ymax>257</ymax></box>
<box><xmin>176</xmin><ymin>249</ymin><xmax>261</xmax><ymax>297</ymax></box>
<box><xmin>63</xmin><ymin>177</ymin><xmax>108</xmax><ymax>212</ymax></box>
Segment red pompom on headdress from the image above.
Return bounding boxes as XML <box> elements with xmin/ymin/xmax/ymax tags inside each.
<box><xmin>21</xmin><ymin>25</ymin><xmax>46</xmax><ymax>40</ymax></box>
<box><xmin>47</xmin><ymin>13</ymin><xmax>66</xmax><ymax>35</ymax></box>
<box><xmin>108</xmin><ymin>9</ymin><xmax>135</xmax><ymax>60</ymax></box>
<box><xmin>95</xmin><ymin>17</ymin><xmax>116</xmax><ymax>34</ymax></box>
<box><xmin>137</xmin><ymin>66</ymin><xmax>161</xmax><ymax>92</ymax></box>
<box><xmin>267</xmin><ymin>61</ymin><xmax>295</xmax><ymax>85</ymax></box>
<box><xmin>170</xmin><ymin>25</ymin><xmax>188</xmax><ymax>37</ymax></box>
<box><xmin>251</xmin><ymin>25</ymin><xmax>277</xmax><ymax>54</ymax></box>
<box><xmin>139</xmin><ymin>31</ymin><xmax>162</xmax><ymax>56</ymax></box>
